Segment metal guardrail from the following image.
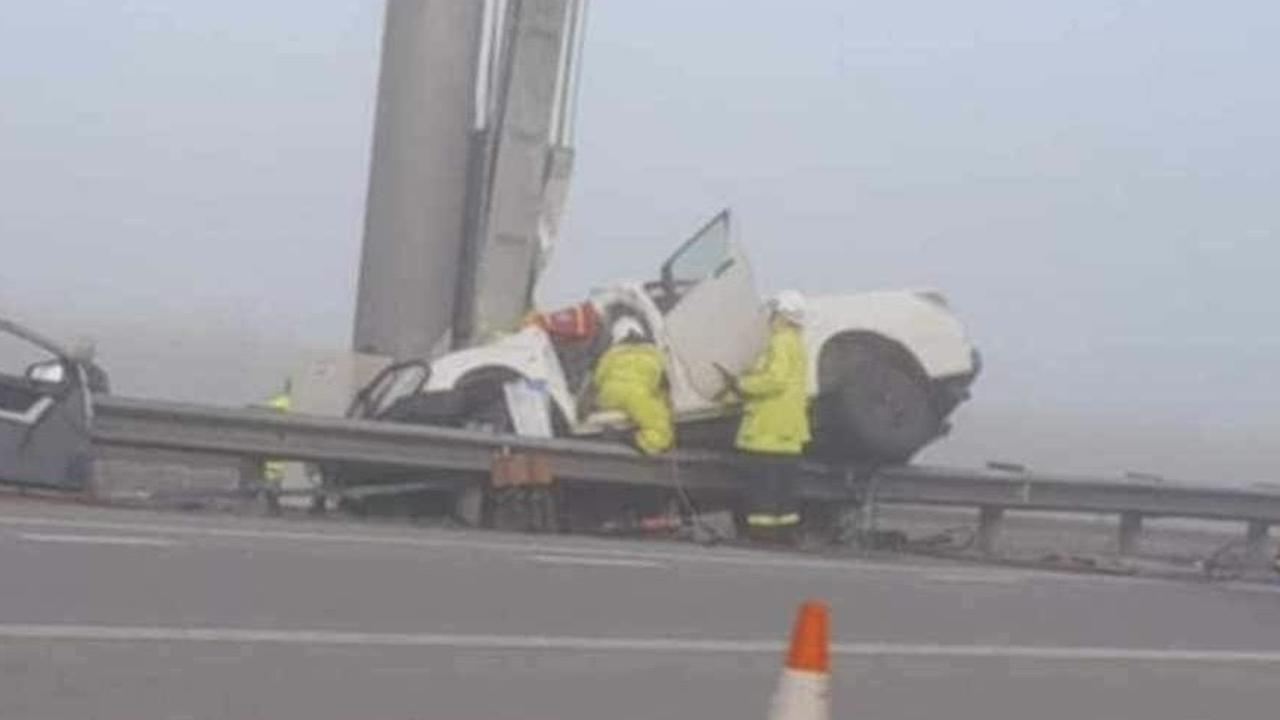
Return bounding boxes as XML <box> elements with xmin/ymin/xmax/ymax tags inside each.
<box><xmin>873</xmin><ymin>464</ymin><xmax>1280</xmax><ymax>523</ymax></box>
<box><xmin>92</xmin><ymin>396</ymin><xmax>1280</xmax><ymax>546</ymax></box>
<box><xmin>91</xmin><ymin>396</ymin><xmax>848</xmax><ymax>499</ymax></box>
<box><xmin>867</xmin><ymin>464</ymin><xmax>1280</xmax><ymax>557</ymax></box>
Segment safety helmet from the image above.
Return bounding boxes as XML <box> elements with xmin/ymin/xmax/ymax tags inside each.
<box><xmin>611</xmin><ymin>317</ymin><xmax>647</xmax><ymax>344</ymax></box>
<box><xmin>769</xmin><ymin>290</ymin><xmax>807</xmax><ymax>326</ymax></box>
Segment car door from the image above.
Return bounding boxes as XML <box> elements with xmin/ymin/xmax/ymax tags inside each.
<box><xmin>0</xmin><ymin>319</ymin><xmax>93</xmax><ymax>490</ymax></box>
<box><xmin>659</xmin><ymin>210</ymin><xmax>769</xmax><ymax>401</ymax></box>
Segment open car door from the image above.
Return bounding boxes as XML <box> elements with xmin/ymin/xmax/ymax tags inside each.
<box><xmin>0</xmin><ymin>318</ymin><xmax>94</xmax><ymax>490</ymax></box>
<box><xmin>657</xmin><ymin>210</ymin><xmax>769</xmax><ymax>400</ymax></box>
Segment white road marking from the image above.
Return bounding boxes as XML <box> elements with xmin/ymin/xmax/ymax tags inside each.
<box><xmin>843</xmin><ymin>642</ymin><xmax>1280</xmax><ymax>664</ymax></box>
<box><xmin>15</xmin><ymin>532</ymin><xmax>180</xmax><ymax>548</ymax></box>
<box><xmin>0</xmin><ymin>514</ymin><xmax>1174</xmax><ymax>588</ymax></box>
<box><xmin>926</xmin><ymin>572</ymin><xmax>1025</xmax><ymax>586</ymax></box>
<box><xmin>1222</xmin><ymin>581</ymin><xmax>1280</xmax><ymax>596</ymax></box>
<box><xmin>0</xmin><ymin>514</ymin><xmax>916</xmax><ymax>572</ymax></box>
<box><xmin>0</xmin><ymin>623</ymin><xmax>1277</xmax><ymax>664</ymax></box>
<box><xmin>529</xmin><ymin>554</ymin><xmax>667</xmax><ymax>569</ymax></box>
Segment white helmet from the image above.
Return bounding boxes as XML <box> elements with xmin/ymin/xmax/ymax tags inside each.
<box><xmin>770</xmin><ymin>290</ymin><xmax>806</xmax><ymax>325</ymax></box>
<box><xmin>611</xmin><ymin>317</ymin><xmax>647</xmax><ymax>344</ymax></box>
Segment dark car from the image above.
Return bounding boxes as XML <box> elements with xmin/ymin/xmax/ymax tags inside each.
<box><xmin>0</xmin><ymin>318</ymin><xmax>98</xmax><ymax>490</ymax></box>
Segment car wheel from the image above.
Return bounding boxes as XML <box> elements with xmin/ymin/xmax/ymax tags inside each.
<box><xmin>821</xmin><ymin>341</ymin><xmax>940</xmax><ymax>463</ymax></box>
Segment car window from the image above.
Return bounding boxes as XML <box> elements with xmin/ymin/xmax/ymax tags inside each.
<box><xmin>663</xmin><ymin>211</ymin><xmax>731</xmax><ymax>286</ymax></box>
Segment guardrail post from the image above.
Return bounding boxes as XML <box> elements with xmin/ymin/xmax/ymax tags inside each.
<box><xmin>1117</xmin><ymin>512</ymin><xmax>1144</xmax><ymax>556</ymax></box>
<box><xmin>854</xmin><ymin>471</ymin><xmax>880</xmax><ymax>547</ymax></box>
<box><xmin>1246</xmin><ymin>520</ymin><xmax>1272</xmax><ymax>570</ymax></box>
<box><xmin>976</xmin><ymin>506</ymin><xmax>1004</xmax><ymax>556</ymax></box>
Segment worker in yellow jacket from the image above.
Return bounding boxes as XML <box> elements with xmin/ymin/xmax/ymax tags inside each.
<box><xmin>593</xmin><ymin>318</ymin><xmax>673</xmax><ymax>455</ymax></box>
<box><xmin>721</xmin><ymin>290</ymin><xmax>811</xmax><ymax>540</ymax></box>
<box><xmin>262</xmin><ymin>381</ymin><xmax>292</xmax><ymax>513</ymax></box>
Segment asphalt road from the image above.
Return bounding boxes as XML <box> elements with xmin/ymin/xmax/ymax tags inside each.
<box><xmin>1</xmin><ymin>502</ymin><xmax>1279</xmax><ymax>719</ymax></box>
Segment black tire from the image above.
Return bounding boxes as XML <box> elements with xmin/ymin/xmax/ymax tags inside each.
<box><xmin>820</xmin><ymin>340</ymin><xmax>941</xmax><ymax>463</ymax></box>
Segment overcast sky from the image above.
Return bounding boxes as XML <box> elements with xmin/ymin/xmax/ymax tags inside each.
<box><xmin>1</xmin><ymin>1</ymin><xmax>1276</xmax><ymax>482</ymax></box>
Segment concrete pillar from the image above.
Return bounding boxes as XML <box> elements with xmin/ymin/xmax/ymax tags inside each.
<box><xmin>1246</xmin><ymin>520</ymin><xmax>1272</xmax><ymax>570</ymax></box>
<box><xmin>353</xmin><ymin>0</ymin><xmax>486</xmax><ymax>360</ymax></box>
<box><xmin>977</xmin><ymin>506</ymin><xmax>1005</xmax><ymax>556</ymax></box>
<box><xmin>1117</xmin><ymin>511</ymin><xmax>1144</xmax><ymax>556</ymax></box>
<box><xmin>466</xmin><ymin>0</ymin><xmax>579</xmax><ymax>343</ymax></box>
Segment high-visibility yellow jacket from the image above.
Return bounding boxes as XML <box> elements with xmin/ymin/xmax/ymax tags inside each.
<box><xmin>595</xmin><ymin>344</ymin><xmax>664</xmax><ymax>393</ymax></box>
<box><xmin>735</xmin><ymin>320</ymin><xmax>811</xmax><ymax>455</ymax></box>
<box><xmin>264</xmin><ymin>391</ymin><xmax>292</xmax><ymax>483</ymax></box>
<box><xmin>594</xmin><ymin>343</ymin><xmax>673</xmax><ymax>455</ymax></box>
<box><xmin>267</xmin><ymin>392</ymin><xmax>291</xmax><ymax>413</ymax></box>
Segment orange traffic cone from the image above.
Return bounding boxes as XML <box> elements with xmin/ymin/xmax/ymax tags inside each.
<box><xmin>770</xmin><ymin>601</ymin><xmax>831</xmax><ymax>720</ymax></box>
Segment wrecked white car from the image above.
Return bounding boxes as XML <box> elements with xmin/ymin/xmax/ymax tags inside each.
<box><xmin>355</xmin><ymin>210</ymin><xmax>979</xmax><ymax>464</ymax></box>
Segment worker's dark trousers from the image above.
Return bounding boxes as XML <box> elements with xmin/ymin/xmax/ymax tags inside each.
<box><xmin>740</xmin><ymin>452</ymin><xmax>800</xmax><ymax>521</ymax></box>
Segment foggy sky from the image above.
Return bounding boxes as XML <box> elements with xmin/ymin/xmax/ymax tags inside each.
<box><xmin>1</xmin><ymin>1</ymin><xmax>1276</xmax><ymax>483</ymax></box>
